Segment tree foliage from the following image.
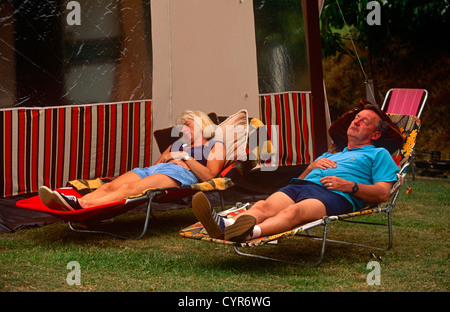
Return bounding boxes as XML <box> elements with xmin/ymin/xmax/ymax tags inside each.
<box><xmin>321</xmin><ymin>0</ymin><xmax>450</xmax><ymax>58</ymax></box>
<box><xmin>321</xmin><ymin>0</ymin><xmax>450</xmax><ymax>156</ymax></box>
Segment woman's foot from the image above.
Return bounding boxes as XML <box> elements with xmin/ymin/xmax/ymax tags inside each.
<box><xmin>53</xmin><ymin>191</ymin><xmax>83</xmax><ymax>210</ymax></box>
<box><xmin>38</xmin><ymin>186</ymin><xmax>82</xmax><ymax>211</ymax></box>
<box><xmin>38</xmin><ymin>186</ymin><xmax>67</xmax><ymax>211</ymax></box>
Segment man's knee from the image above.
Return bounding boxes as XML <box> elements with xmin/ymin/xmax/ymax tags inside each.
<box><xmin>252</xmin><ymin>200</ymin><xmax>266</xmax><ymax>209</ymax></box>
<box><xmin>281</xmin><ymin>205</ymin><xmax>303</xmax><ymax>220</ymax></box>
<box><xmin>251</xmin><ymin>200</ymin><xmax>269</xmax><ymax>211</ymax></box>
<box><xmin>288</xmin><ymin>199</ymin><xmax>327</xmax><ymax>224</ymax></box>
<box><xmin>251</xmin><ymin>200</ymin><xmax>278</xmax><ymax>218</ymax></box>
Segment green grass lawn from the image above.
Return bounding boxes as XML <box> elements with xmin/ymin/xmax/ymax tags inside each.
<box><xmin>0</xmin><ymin>176</ymin><xmax>448</xmax><ymax>292</ymax></box>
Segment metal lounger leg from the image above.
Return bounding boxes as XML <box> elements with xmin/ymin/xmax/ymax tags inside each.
<box><xmin>330</xmin><ymin>206</ymin><xmax>393</xmax><ymax>251</ymax></box>
<box><xmin>233</xmin><ymin>207</ymin><xmax>394</xmax><ymax>266</ymax></box>
<box><xmin>233</xmin><ymin>217</ymin><xmax>331</xmax><ymax>267</ymax></box>
<box><xmin>68</xmin><ymin>190</ymin><xmax>162</xmax><ymax>240</ymax></box>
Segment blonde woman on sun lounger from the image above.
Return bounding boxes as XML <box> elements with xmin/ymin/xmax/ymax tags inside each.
<box><xmin>39</xmin><ymin>110</ymin><xmax>225</xmax><ymax>211</ymax></box>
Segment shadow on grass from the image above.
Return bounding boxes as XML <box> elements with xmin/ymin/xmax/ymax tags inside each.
<box><xmin>20</xmin><ymin>207</ymin><xmax>199</xmax><ymax>246</ymax></box>
<box><xmin>189</xmin><ymin>234</ymin><xmax>376</xmax><ymax>273</ymax></box>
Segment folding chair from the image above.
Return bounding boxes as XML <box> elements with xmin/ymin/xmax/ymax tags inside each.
<box><xmin>381</xmin><ymin>88</ymin><xmax>428</xmax><ymax>118</ymax></box>
<box><xmin>16</xmin><ymin>177</ymin><xmax>234</xmax><ymax>240</ymax></box>
<box><xmin>16</xmin><ymin>111</ymin><xmax>272</xmax><ymax>240</ymax></box>
<box><xmin>180</xmin><ymin>112</ymin><xmax>421</xmax><ymax>266</ymax></box>
<box><xmin>381</xmin><ymin>88</ymin><xmax>427</xmax><ymax>179</ymax></box>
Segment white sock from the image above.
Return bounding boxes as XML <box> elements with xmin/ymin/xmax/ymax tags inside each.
<box><xmin>223</xmin><ymin>218</ymin><xmax>235</xmax><ymax>227</ymax></box>
<box><xmin>248</xmin><ymin>225</ymin><xmax>261</xmax><ymax>239</ymax></box>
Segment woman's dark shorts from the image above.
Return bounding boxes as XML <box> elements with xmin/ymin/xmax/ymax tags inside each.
<box><xmin>277</xmin><ymin>179</ymin><xmax>353</xmax><ymax>216</ymax></box>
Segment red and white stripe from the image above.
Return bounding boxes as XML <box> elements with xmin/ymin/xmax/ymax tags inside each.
<box><xmin>0</xmin><ymin>100</ymin><xmax>152</xmax><ymax>197</ymax></box>
<box><xmin>259</xmin><ymin>92</ymin><xmax>315</xmax><ymax>167</ymax></box>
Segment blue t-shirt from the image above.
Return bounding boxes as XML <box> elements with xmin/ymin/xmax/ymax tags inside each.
<box><xmin>303</xmin><ymin>145</ymin><xmax>399</xmax><ymax>211</ymax></box>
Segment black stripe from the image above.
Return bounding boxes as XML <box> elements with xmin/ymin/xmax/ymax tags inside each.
<box><xmin>34</xmin><ymin>109</ymin><xmax>41</xmax><ymax>193</ymax></box>
<box><xmin>279</xmin><ymin>95</ymin><xmax>288</xmax><ymax>166</ymax></box>
<box><xmin>127</xmin><ymin>102</ymin><xmax>134</xmax><ymax>171</ymax></box>
<box><xmin>25</xmin><ymin>109</ymin><xmax>32</xmax><ymax>192</ymax></box>
<box><xmin>0</xmin><ymin>111</ymin><xmax>4</xmax><ymax>197</ymax></box>
<box><xmin>77</xmin><ymin>107</ymin><xmax>84</xmax><ymax>179</ymax></box>
<box><xmin>297</xmin><ymin>93</ymin><xmax>306</xmax><ymax>163</ymax></box>
<box><xmin>58</xmin><ymin>108</ymin><xmax>66</xmax><ymax>187</ymax></box>
<box><xmin>102</xmin><ymin>105</ymin><xmax>110</xmax><ymax>177</ymax></box>
<box><xmin>50</xmin><ymin>108</ymin><xmax>59</xmax><ymax>188</ymax></box>
<box><xmin>144</xmin><ymin>102</ymin><xmax>151</xmax><ymax>167</ymax></box>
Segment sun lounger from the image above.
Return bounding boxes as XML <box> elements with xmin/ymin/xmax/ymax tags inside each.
<box><xmin>16</xmin><ymin>111</ymin><xmax>272</xmax><ymax>240</ymax></box>
<box><xmin>180</xmin><ymin>110</ymin><xmax>421</xmax><ymax>266</ymax></box>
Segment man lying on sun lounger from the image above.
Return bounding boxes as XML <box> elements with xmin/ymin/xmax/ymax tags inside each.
<box><xmin>192</xmin><ymin>103</ymin><xmax>400</xmax><ymax>242</ymax></box>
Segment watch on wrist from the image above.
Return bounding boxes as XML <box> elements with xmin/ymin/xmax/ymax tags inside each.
<box><xmin>351</xmin><ymin>182</ymin><xmax>358</xmax><ymax>194</ymax></box>
<box><xmin>182</xmin><ymin>154</ymin><xmax>191</xmax><ymax>161</ymax></box>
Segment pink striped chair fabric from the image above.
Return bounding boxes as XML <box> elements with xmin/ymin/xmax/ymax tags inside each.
<box><xmin>382</xmin><ymin>88</ymin><xmax>427</xmax><ymax>118</ymax></box>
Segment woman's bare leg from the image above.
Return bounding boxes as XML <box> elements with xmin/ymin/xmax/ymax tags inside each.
<box><xmin>78</xmin><ymin>173</ymin><xmax>180</xmax><ymax>208</ymax></box>
<box><xmin>81</xmin><ymin>171</ymin><xmax>141</xmax><ymax>201</ymax></box>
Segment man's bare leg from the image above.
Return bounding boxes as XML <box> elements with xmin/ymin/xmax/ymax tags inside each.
<box><xmin>223</xmin><ymin>192</ymin><xmax>295</xmax><ymax>241</ymax></box>
<box><xmin>234</xmin><ymin>192</ymin><xmax>295</xmax><ymax>223</ymax></box>
<box><xmin>225</xmin><ymin>197</ymin><xmax>327</xmax><ymax>241</ymax></box>
<box><xmin>257</xmin><ymin>198</ymin><xmax>327</xmax><ymax>237</ymax></box>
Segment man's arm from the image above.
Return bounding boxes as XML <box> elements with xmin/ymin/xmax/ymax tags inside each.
<box><xmin>350</xmin><ymin>181</ymin><xmax>393</xmax><ymax>203</ymax></box>
<box><xmin>319</xmin><ymin>176</ymin><xmax>393</xmax><ymax>203</ymax></box>
<box><xmin>298</xmin><ymin>158</ymin><xmax>337</xmax><ymax>179</ymax></box>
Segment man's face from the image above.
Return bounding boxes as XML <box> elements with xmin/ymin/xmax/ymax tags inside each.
<box><xmin>347</xmin><ymin>109</ymin><xmax>381</xmax><ymax>142</ymax></box>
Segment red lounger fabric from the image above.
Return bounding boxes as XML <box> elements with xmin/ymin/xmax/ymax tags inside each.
<box><xmin>15</xmin><ymin>188</ymin><xmax>142</xmax><ymax>223</ymax></box>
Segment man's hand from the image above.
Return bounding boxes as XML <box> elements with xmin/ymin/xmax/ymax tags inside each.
<box><xmin>310</xmin><ymin>158</ymin><xmax>337</xmax><ymax>170</ymax></box>
<box><xmin>299</xmin><ymin>158</ymin><xmax>337</xmax><ymax>179</ymax></box>
<box><xmin>320</xmin><ymin>177</ymin><xmax>394</xmax><ymax>203</ymax></box>
<box><xmin>319</xmin><ymin>176</ymin><xmax>353</xmax><ymax>193</ymax></box>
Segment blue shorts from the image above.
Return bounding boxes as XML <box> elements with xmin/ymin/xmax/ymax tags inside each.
<box><xmin>277</xmin><ymin>179</ymin><xmax>353</xmax><ymax>216</ymax></box>
<box><xmin>130</xmin><ymin>163</ymin><xmax>199</xmax><ymax>186</ymax></box>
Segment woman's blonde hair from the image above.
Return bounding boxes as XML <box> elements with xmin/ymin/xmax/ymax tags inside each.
<box><xmin>176</xmin><ymin>110</ymin><xmax>216</xmax><ymax>139</ymax></box>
